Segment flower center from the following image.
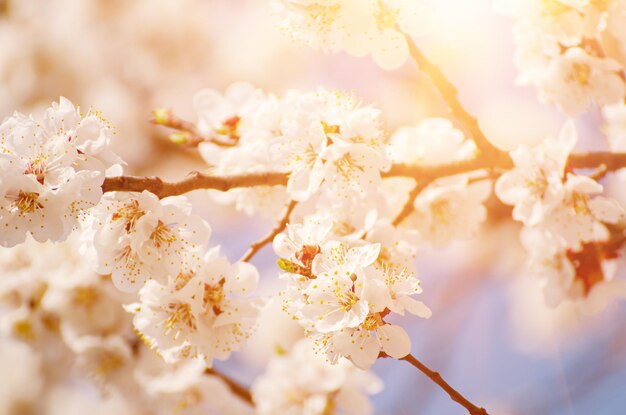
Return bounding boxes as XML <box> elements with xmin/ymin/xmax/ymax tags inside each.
<box><xmin>430</xmin><ymin>198</ymin><xmax>452</xmax><ymax>224</ymax></box>
<box><xmin>569</xmin><ymin>63</ymin><xmax>591</xmax><ymax>86</ymax></box>
<box><xmin>112</xmin><ymin>200</ymin><xmax>146</xmax><ymax>232</ymax></box>
<box><xmin>72</xmin><ymin>286</ymin><xmax>99</xmax><ymax>309</ymax></box>
<box><xmin>15</xmin><ymin>191</ymin><xmax>43</xmax><ymax>214</ymax></box>
<box><xmin>150</xmin><ymin>220</ymin><xmax>177</xmax><ymax>248</ymax></box>
<box><xmin>95</xmin><ymin>351</ymin><xmax>124</xmax><ymax>377</ymax></box>
<box><xmin>24</xmin><ymin>156</ymin><xmax>47</xmax><ymax>184</ymax></box>
<box><xmin>174</xmin><ymin>271</ymin><xmax>195</xmax><ymax>290</ymax></box>
<box><xmin>215</xmin><ymin>115</ymin><xmax>241</xmax><ymax>140</ymax></box>
<box><xmin>541</xmin><ymin>0</ymin><xmax>573</xmax><ymax>16</ymax></box>
<box><xmin>524</xmin><ymin>170</ymin><xmax>549</xmax><ymax>197</ymax></box>
<box><xmin>336</xmin><ymin>289</ymin><xmax>359</xmax><ymax>311</ymax></box>
<box><xmin>203</xmin><ymin>278</ymin><xmax>226</xmax><ymax>315</ymax></box>
<box><xmin>569</xmin><ymin>192</ymin><xmax>591</xmax><ymax>215</ymax></box>
<box><xmin>164</xmin><ymin>302</ymin><xmax>196</xmax><ymax>337</ymax></box>
<box><xmin>295</xmin><ymin>244</ymin><xmax>320</xmax><ymax>268</ymax></box>
<box><xmin>300</xmin><ymin>3</ymin><xmax>341</xmax><ymax>28</ymax></box>
<box><xmin>362</xmin><ymin>312</ymin><xmax>384</xmax><ymax>331</ymax></box>
<box><xmin>376</xmin><ymin>0</ymin><xmax>399</xmax><ymax>30</ymax></box>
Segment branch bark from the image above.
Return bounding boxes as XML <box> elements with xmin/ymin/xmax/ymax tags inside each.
<box><xmin>102</xmin><ymin>171</ymin><xmax>287</xmax><ymax>198</ymax></box>
<box><xmin>101</xmin><ymin>152</ymin><xmax>626</xmax><ymax>199</ymax></box>
<box><xmin>402</xmin><ymin>353</ymin><xmax>489</xmax><ymax>415</ymax></box>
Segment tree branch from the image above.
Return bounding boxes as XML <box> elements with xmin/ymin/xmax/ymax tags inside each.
<box><xmin>406</xmin><ymin>36</ymin><xmax>507</xmax><ymax>162</ymax></box>
<box><xmin>392</xmin><ymin>180</ymin><xmax>429</xmax><ymax>226</ymax></box>
<box><xmin>402</xmin><ymin>353</ymin><xmax>489</xmax><ymax>415</ymax></box>
<box><xmin>204</xmin><ymin>368</ymin><xmax>253</xmax><ymax>405</ymax></box>
<box><xmin>101</xmin><ymin>152</ymin><xmax>626</xmax><ymax>199</ymax></box>
<box><xmin>568</xmin><ymin>152</ymin><xmax>626</xmax><ymax>172</ymax></box>
<box><xmin>102</xmin><ymin>171</ymin><xmax>287</xmax><ymax>198</ymax></box>
<box><xmin>240</xmin><ymin>200</ymin><xmax>297</xmax><ymax>262</ymax></box>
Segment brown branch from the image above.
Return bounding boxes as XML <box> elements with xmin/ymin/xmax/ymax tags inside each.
<box><xmin>101</xmin><ymin>152</ymin><xmax>626</xmax><ymax>199</ymax></box>
<box><xmin>102</xmin><ymin>171</ymin><xmax>287</xmax><ymax>198</ymax></box>
<box><xmin>406</xmin><ymin>36</ymin><xmax>507</xmax><ymax>163</ymax></box>
<box><xmin>392</xmin><ymin>180</ymin><xmax>428</xmax><ymax>226</ymax></box>
<box><xmin>568</xmin><ymin>152</ymin><xmax>626</xmax><ymax>172</ymax></box>
<box><xmin>204</xmin><ymin>368</ymin><xmax>253</xmax><ymax>405</ymax></box>
<box><xmin>402</xmin><ymin>353</ymin><xmax>489</xmax><ymax>415</ymax></box>
<box><xmin>240</xmin><ymin>200</ymin><xmax>297</xmax><ymax>262</ymax></box>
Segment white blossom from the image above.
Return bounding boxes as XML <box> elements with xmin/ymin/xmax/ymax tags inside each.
<box><xmin>538</xmin><ymin>173</ymin><xmax>624</xmax><ymax>250</ymax></box>
<box><xmin>270</xmin><ymin>90</ymin><xmax>389</xmax><ymax>203</ymax></box>
<box><xmin>273</xmin><ymin>0</ymin><xmax>431</xmax><ymax>69</ymax></box>
<box><xmin>496</xmin><ymin>121</ymin><xmax>576</xmax><ymax>227</ymax></box>
<box><xmin>0</xmin><ymin>97</ymin><xmax>122</xmax><ymax>247</ymax></box>
<box><xmin>128</xmin><ymin>247</ymin><xmax>262</xmax><ymax>365</ymax></box>
<box><xmin>252</xmin><ymin>338</ymin><xmax>382</xmax><ymax>415</ymax></box>
<box><xmin>88</xmin><ymin>191</ymin><xmax>211</xmax><ymax>292</ymax></box>
<box><xmin>276</xmin><ymin>236</ymin><xmax>429</xmax><ymax>369</ymax></box>
<box><xmin>539</xmin><ymin>47</ymin><xmax>625</xmax><ymax>116</ymax></box>
<box><xmin>388</xmin><ymin>117</ymin><xmax>475</xmax><ymax>165</ymax></box>
<box><xmin>410</xmin><ymin>177</ymin><xmax>491</xmax><ymax>247</ymax></box>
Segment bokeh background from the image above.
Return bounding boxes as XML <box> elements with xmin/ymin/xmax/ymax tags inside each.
<box><xmin>1</xmin><ymin>0</ymin><xmax>625</xmax><ymax>414</ymax></box>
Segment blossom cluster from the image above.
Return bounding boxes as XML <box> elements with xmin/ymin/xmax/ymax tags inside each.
<box><xmin>252</xmin><ymin>338</ymin><xmax>382</xmax><ymax>415</ymax></box>
<box><xmin>274</xmin><ymin>213</ymin><xmax>431</xmax><ymax>369</ymax></box>
<box><xmin>502</xmin><ymin>0</ymin><xmax>626</xmax><ymax>115</ymax></box>
<box><xmin>0</xmin><ymin>237</ymin><xmax>252</xmax><ymax>415</ymax></box>
<box><xmin>496</xmin><ymin>122</ymin><xmax>626</xmax><ymax>308</ymax></box>
<box><xmin>194</xmin><ymin>83</ymin><xmax>391</xmax><ymax>218</ymax></box>
<box><xmin>272</xmin><ymin>0</ymin><xmax>431</xmax><ymax>69</ymax></box>
<box><xmin>0</xmin><ymin>96</ymin><xmax>265</xmax><ymax>371</ymax></box>
<box><xmin>83</xmin><ymin>189</ymin><xmax>262</xmax><ymax>366</ymax></box>
<box><xmin>0</xmin><ymin>97</ymin><xmax>121</xmax><ymax>247</ymax></box>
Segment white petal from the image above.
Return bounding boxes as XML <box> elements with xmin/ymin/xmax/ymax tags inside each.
<box><xmin>377</xmin><ymin>324</ymin><xmax>411</xmax><ymax>359</ymax></box>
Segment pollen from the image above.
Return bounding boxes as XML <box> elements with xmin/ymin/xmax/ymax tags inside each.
<box><xmin>150</xmin><ymin>220</ymin><xmax>177</xmax><ymax>248</ymax></box>
<box><xmin>16</xmin><ymin>191</ymin><xmax>43</xmax><ymax>214</ymax></box>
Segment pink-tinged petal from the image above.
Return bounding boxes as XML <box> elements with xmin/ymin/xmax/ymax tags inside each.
<box><xmin>349</xmin><ymin>243</ymin><xmax>381</xmax><ymax>267</ymax></box>
<box><xmin>363</xmin><ymin>278</ymin><xmax>391</xmax><ymax>312</ymax></box>
<box><xmin>111</xmin><ymin>260</ymin><xmax>148</xmax><ymax>293</ymax></box>
<box><xmin>228</xmin><ymin>261</ymin><xmax>259</xmax><ymax>295</ymax></box>
<box><xmin>555</xmin><ymin>120</ymin><xmax>578</xmax><ymax>162</ymax></box>
<box><xmin>272</xmin><ymin>232</ymin><xmax>295</xmax><ymax>259</ymax></box>
<box><xmin>512</xmin><ymin>199</ymin><xmax>544</xmax><ymax>226</ymax></box>
<box><xmin>565</xmin><ymin>174</ymin><xmax>603</xmax><ymax>194</ymax></box>
<box><xmin>371</xmin><ymin>29</ymin><xmax>409</xmax><ymax>70</ymax></box>
<box><xmin>315</xmin><ymin>309</ymin><xmax>349</xmax><ymax>333</ymax></box>
<box><xmin>287</xmin><ymin>161</ymin><xmax>321</xmax><ymax>202</ymax></box>
<box><xmin>345</xmin><ymin>331</ymin><xmax>379</xmax><ymax>369</ymax></box>
<box><xmin>377</xmin><ymin>324</ymin><xmax>411</xmax><ymax>359</ymax></box>
<box><xmin>494</xmin><ymin>170</ymin><xmax>530</xmax><ymax>205</ymax></box>
<box><xmin>346</xmin><ymin>300</ymin><xmax>370</xmax><ymax>328</ymax></box>
<box><xmin>588</xmin><ymin>197</ymin><xmax>624</xmax><ymax>224</ymax></box>
<box><xmin>400</xmin><ymin>297</ymin><xmax>432</xmax><ymax>318</ymax></box>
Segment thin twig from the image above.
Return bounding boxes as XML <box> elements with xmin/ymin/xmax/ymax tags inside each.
<box><xmin>405</xmin><ymin>36</ymin><xmax>507</xmax><ymax>163</ymax></box>
<box><xmin>240</xmin><ymin>200</ymin><xmax>297</xmax><ymax>262</ymax></box>
<box><xmin>392</xmin><ymin>180</ymin><xmax>429</xmax><ymax>226</ymax></box>
<box><xmin>402</xmin><ymin>353</ymin><xmax>489</xmax><ymax>415</ymax></box>
<box><xmin>204</xmin><ymin>368</ymin><xmax>253</xmax><ymax>405</ymax></box>
<box><xmin>151</xmin><ymin>109</ymin><xmax>237</xmax><ymax>148</ymax></box>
